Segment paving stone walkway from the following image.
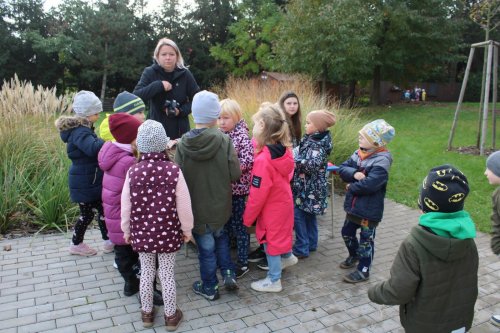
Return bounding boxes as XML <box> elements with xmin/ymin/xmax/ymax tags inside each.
<box><xmin>0</xmin><ymin>195</ymin><xmax>499</xmax><ymax>333</ymax></box>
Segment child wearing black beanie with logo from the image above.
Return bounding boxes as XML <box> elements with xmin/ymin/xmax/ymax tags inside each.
<box><xmin>368</xmin><ymin>165</ymin><xmax>478</xmax><ymax>333</ymax></box>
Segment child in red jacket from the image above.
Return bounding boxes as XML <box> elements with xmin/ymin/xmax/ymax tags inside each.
<box><xmin>243</xmin><ymin>103</ymin><xmax>298</xmax><ymax>293</ymax></box>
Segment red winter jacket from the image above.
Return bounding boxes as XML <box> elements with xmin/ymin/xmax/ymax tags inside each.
<box><xmin>243</xmin><ymin>144</ymin><xmax>294</xmax><ymax>256</ymax></box>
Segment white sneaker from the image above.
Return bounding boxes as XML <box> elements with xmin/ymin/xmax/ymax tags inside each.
<box><xmin>491</xmin><ymin>314</ymin><xmax>500</xmax><ymax>327</ymax></box>
<box><xmin>113</xmin><ymin>260</ymin><xmax>118</xmax><ymax>269</ymax></box>
<box><xmin>251</xmin><ymin>277</ymin><xmax>282</xmax><ymax>292</ymax></box>
<box><xmin>281</xmin><ymin>254</ymin><xmax>298</xmax><ymax>269</ymax></box>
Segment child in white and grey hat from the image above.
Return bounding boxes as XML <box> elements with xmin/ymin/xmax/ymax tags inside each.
<box><xmin>55</xmin><ymin>91</ymin><xmax>112</xmax><ymax>256</ymax></box>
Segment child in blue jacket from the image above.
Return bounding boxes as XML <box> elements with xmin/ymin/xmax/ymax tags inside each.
<box><xmin>338</xmin><ymin>119</ymin><xmax>395</xmax><ymax>283</ymax></box>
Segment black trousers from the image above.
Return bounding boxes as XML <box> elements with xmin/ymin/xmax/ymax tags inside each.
<box><xmin>114</xmin><ymin>244</ymin><xmax>139</xmax><ymax>282</ymax></box>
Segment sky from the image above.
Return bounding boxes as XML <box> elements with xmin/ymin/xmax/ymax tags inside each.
<box><xmin>43</xmin><ymin>0</ymin><xmax>195</xmax><ymax>13</ymax></box>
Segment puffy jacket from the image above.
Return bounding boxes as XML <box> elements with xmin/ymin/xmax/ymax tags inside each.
<box><xmin>98</xmin><ymin>142</ymin><xmax>136</xmax><ymax>245</ymax></box>
<box><xmin>221</xmin><ymin>119</ymin><xmax>254</xmax><ymax>196</ymax></box>
<box><xmin>133</xmin><ymin>62</ymin><xmax>199</xmax><ymax>140</ymax></box>
<box><xmin>243</xmin><ymin>144</ymin><xmax>295</xmax><ymax>256</ymax></box>
<box><xmin>368</xmin><ymin>221</ymin><xmax>478</xmax><ymax>333</ymax></box>
<box><xmin>175</xmin><ymin>127</ymin><xmax>241</xmax><ymax>233</ymax></box>
<box><xmin>292</xmin><ymin>131</ymin><xmax>332</xmax><ymax>215</ymax></box>
<box><xmin>55</xmin><ymin>116</ymin><xmax>104</xmax><ymax>203</ymax></box>
<box><xmin>339</xmin><ymin>149</ymin><xmax>392</xmax><ymax>223</ymax></box>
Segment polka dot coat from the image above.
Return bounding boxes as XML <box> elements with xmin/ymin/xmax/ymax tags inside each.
<box><xmin>128</xmin><ymin>152</ymin><xmax>183</xmax><ymax>253</ymax></box>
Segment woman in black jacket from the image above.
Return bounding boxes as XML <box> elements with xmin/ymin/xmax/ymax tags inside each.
<box><xmin>133</xmin><ymin>38</ymin><xmax>200</xmax><ymax>140</ymax></box>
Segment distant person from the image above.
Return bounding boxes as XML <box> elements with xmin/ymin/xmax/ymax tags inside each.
<box><xmin>338</xmin><ymin>119</ymin><xmax>395</xmax><ymax>283</ymax></box>
<box><xmin>133</xmin><ymin>38</ymin><xmax>200</xmax><ymax>140</ymax></box>
<box><xmin>55</xmin><ymin>91</ymin><xmax>111</xmax><ymax>256</ymax></box>
<box><xmin>369</xmin><ymin>165</ymin><xmax>478</xmax><ymax>333</ymax></box>
<box><xmin>121</xmin><ymin>120</ymin><xmax>193</xmax><ymax>330</ymax></box>
<box><xmin>175</xmin><ymin>91</ymin><xmax>241</xmax><ymax>301</ymax></box>
<box><xmin>99</xmin><ymin>91</ymin><xmax>146</xmax><ymax>141</ymax></box>
<box><xmin>421</xmin><ymin>88</ymin><xmax>427</xmax><ymax>102</ymax></box>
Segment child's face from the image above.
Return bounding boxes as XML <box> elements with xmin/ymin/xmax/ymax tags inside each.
<box><xmin>87</xmin><ymin>114</ymin><xmax>99</xmax><ymax>123</ymax></box>
<box><xmin>358</xmin><ymin>133</ymin><xmax>377</xmax><ymax>150</ymax></box>
<box><xmin>252</xmin><ymin>118</ymin><xmax>264</xmax><ymax>139</ymax></box>
<box><xmin>218</xmin><ymin>114</ymin><xmax>236</xmax><ymax>133</ymax></box>
<box><xmin>485</xmin><ymin>168</ymin><xmax>500</xmax><ymax>185</ymax></box>
<box><xmin>133</xmin><ymin>112</ymin><xmax>145</xmax><ymax>123</ymax></box>
<box><xmin>304</xmin><ymin>116</ymin><xmax>318</xmax><ymax>135</ymax></box>
<box><xmin>283</xmin><ymin>97</ymin><xmax>299</xmax><ymax>116</ymax></box>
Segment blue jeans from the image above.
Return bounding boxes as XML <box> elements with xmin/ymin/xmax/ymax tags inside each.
<box><xmin>193</xmin><ymin>225</ymin><xmax>235</xmax><ymax>289</ymax></box>
<box><xmin>341</xmin><ymin>219</ymin><xmax>376</xmax><ymax>274</ymax></box>
<box><xmin>264</xmin><ymin>244</ymin><xmax>292</xmax><ymax>282</ymax></box>
<box><xmin>292</xmin><ymin>206</ymin><xmax>318</xmax><ymax>257</ymax></box>
<box><xmin>224</xmin><ymin>195</ymin><xmax>250</xmax><ymax>266</ymax></box>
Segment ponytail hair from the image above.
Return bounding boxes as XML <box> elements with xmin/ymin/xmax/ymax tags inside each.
<box><xmin>252</xmin><ymin>102</ymin><xmax>291</xmax><ymax>149</ymax></box>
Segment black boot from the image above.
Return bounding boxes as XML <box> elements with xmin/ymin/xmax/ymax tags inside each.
<box><xmin>123</xmin><ymin>278</ymin><xmax>140</xmax><ymax>297</ymax></box>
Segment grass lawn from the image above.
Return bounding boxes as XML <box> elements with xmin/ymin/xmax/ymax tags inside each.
<box><xmin>358</xmin><ymin>102</ymin><xmax>496</xmax><ymax>233</ymax></box>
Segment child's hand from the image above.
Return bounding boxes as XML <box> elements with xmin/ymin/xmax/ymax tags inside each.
<box><xmin>183</xmin><ymin>235</ymin><xmax>192</xmax><ymax>243</ymax></box>
<box><xmin>167</xmin><ymin>139</ymin><xmax>178</xmax><ymax>149</ymax></box>
<box><xmin>354</xmin><ymin>172</ymin><xmax>366</xmax><ymax>181</ymax></box>
<box><xmin>123</xmin><ymin>234</ymin><xmax>131</xmax><ymax>244</ymax></box>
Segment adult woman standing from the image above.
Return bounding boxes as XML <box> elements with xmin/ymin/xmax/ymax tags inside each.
<box><xmin>133</xmin><ymin>38</ymin><xmax>200</xmax><ymax>140</ymax></box>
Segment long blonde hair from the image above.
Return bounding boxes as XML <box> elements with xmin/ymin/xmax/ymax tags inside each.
<box><xmin>153</xmin><ymin>38</ymin><xmax>186</xmax><ymax>69</ymax></box>
<box><xmin>252</xmin><ymin>102</ymin><xmax>291</xmax><ymax>150</ymax></box>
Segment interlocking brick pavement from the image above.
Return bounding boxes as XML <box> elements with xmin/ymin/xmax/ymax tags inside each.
<box><xmin>0</xmin><ymin>195</ymin><xmax>498</xmax><ymax>332</ymax></box>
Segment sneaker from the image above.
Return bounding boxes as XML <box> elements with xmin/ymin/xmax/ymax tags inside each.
<box><xmin>235</xmin><ymin>265</ymin><xmax>249</xmax><ymax>279</ymax></box>
<box><xmin>69</xmin><ymin>242</ymin><xmax>97</xmax><ymax>256</ymax></box>
<box><xmin>293</xmin><ymin>253</ymin><xmax>308</xmax><ymax>259</ymax></box>
<box><xmin>124</xmin><ymin>278</ymin><xmax>140</xmax><ymax>297</ymax></box>
<box><xmin>222</xmin><ymin>270</ymin><xmax>238</xmax><ymax>291</ymax></box>
<box><xmin>281</xmin><ymin>254</ymin><xmax>298</xmax><ymax>269</ymax></box>
<box><xmin>141</xmin><ymin>309</ymin><xmax>155</xmax><ymax>328</ymax></box>
<box><xmin>339</xmin><ymin>256</ymin><xmax>359</xmax><ymax>269</ymax></box>
<box><xmin>248</xmin><ymin>247</ymin><xmax>266</xmax><ymax>262</ymax></box>
<box><xmin>192</xmin><ymin>281</ymin><xmax>220</xmax><ymax>301</ymax></box>
<box><xmin>251</xmin><ymin>277</ymin><xmax>282</xmax><ymax>292</ymax></box>
<box><xmin>343</xmin><ymin>270</ymin><xmax>369</xmax><ymax>283</ymax></box>
<box><xmin>256</xmin><ymin>258</ymin><xmax>269</xmax><ymax>271</ymax></box>
<box><xmin>113</xmin><ymin>260</ymin><xmax>118</xmax><ymax>269</ymax></box>
<box><xmin>102</xmin><ymin>240</ymin><xmax>114</xmax><ymax>253</ymax></box>
<box><xmin>165</xmin><ymin>308</ymin><xmax>183</xmax><ymax>331</ymax></box>
<box><xmin>153</xmin><ymin>289</ymin><xmax>164</xmax><ymax>306</ymax></box>
<box><xmin>491</xmin><ymin>314</ymin><xmax>500</xmax><ymax>327</ymax></box>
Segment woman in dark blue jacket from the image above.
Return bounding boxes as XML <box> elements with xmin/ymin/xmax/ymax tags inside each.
<box><xmin>133</xmin><ymin>38</ymin><xmax>200</xmax><ymax>140</ymax></box>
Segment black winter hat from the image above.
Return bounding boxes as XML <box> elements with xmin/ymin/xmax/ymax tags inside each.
<box><xmin>418</xmin><ymin>164</ymin><xmax>469</xmax><ymax>213</ymax></box>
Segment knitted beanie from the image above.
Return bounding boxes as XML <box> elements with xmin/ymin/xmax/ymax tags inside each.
<box><xmin>307</xmin><ymin>110</ymin><xmax>336</xmax><ymax>132</ymax></box>
<box><xmin>192</xmin><ymin>90</ymin><xmax>221</xmax><ymax>124</ymax></box>
<box><xmin>359</xmin><ymin>119</ymin><xmax>395</xmax><ymax>147</ymax></box>
<box><xmin>136</xmin><ymin>120</ymin><xmax>170</xmax><ymax>153</ymax></box>
<box><xmin>72</xmin><ymin>91</ymin><xmax>102</xmax><ymax>117</ymax></box>
<box><xmin>418</xmin><ymin>165</ymin><xmax>469</xmax><ymax>213</ymax></box>
<box><xmin>113</xmin><ymin>91</ymin><xmax>145</xmax><ymax>115</ymax></box>
<box><xmin>109</xmin><ymin>113</ymin><xmax>142</xmax><ymax>144</ymax></box>
<box><xmin>486</xmin><ymin>151</ymin><xmax>500</xmax><ymax>177</ymax></box>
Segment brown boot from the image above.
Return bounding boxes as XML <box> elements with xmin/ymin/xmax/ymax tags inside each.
<box><xmin>165</xmin><ymin>308</ymin><xmax>183</xmax><ymax>331</ymax></box>
<box><xmin>141</xmin><ymin>308</ymin><xmax>155</xmax><ymax>328</ymax></box>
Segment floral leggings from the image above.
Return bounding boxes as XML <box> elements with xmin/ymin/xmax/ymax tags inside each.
<box><xmin>341</xmin><ymin>219</ymin><xmax>377</xmax><ymax>274</ymax></box>
<box><xmin>139</xmin><ymin>252</ymin><xmax>176</xmax><ymax>316</ymax></box>
<box><xmin>224</xmin><ymin>195</ymin><xmax>249</xmax><ymax>266</ymax></box>
<box><xmin>72</xmin><ymin>201</ymin><xmax>108</xmax><ymax>245</ymax></box>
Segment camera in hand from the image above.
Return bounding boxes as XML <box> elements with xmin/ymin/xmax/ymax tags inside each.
<box><xmin>164</xmin><ymin>99</ymin><xmax>179</xmax><ymax>117</ymax></box>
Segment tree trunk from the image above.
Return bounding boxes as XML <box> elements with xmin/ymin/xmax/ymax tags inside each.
<box><xmin>321</xmin><ymin>62</ymin><xmax>328</xmax><ymax>101</ymax></box>
<box><xmin>348</xmin><ymin>80</ymin><xmax>356</xmax><ymax>108</ymax></box>
<box><xmin>100</xmin><ymin>42</ymin><xmax>108</xmax><ymax>101</ymax></box>
<box><xmin>371</xmin><ymin>65</ymin><xmax>381</xmax><ymax>105</ymax></box>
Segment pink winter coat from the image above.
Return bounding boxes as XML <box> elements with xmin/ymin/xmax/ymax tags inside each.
<box><xmin>98</xmin><ymin>142</ymin><xmax>136</xmax><ymax>245</ymax></box>
<box><xmin>243</xmin><ymin>144</ymin><xmax>294</xmax><ymax>256</ymax></box>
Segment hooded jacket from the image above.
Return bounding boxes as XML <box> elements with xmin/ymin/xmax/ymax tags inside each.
<box><xmin>339</xmin><ymin>149</ymin><xmax>393</xmax><ymax>223</ymax></box>
<box><xmin>133</xmin><ymin>62</ymin><xmax>199</xmax><ymax>140</ymax></box>
<box><xmin>98</xmin><ymin>142</ymin><xmax>136</xmax><ymax>245</ymax></box>
<box><xmin>55</xmin><ymin>116</ymin><xmax>104</xmax><ymax>203</ymax></box>
<box><xmin>221</xmin><ymin>119</ymin><xmax>254</xmax><ymax>197</ymax></box>
<box><xmin>368</xmin><ymin>215</ymin><xmax>478</xmax><ymax>333</ymax></box>
<box><xmin>292</xmin><ymin>131</ymin><xmax>333</xmax><ymax>215</ymax></box>
<box><xmin>174</xmin><ymin>127</ymin><xmax>241</xmax><ymax>233</ymax></box>
<box><xmin>243</xmin><ymin>144</ymin><xmax>295</xmax><ymax>256</ymax></box>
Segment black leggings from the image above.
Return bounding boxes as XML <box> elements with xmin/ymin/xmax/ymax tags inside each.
<box><xmin>72</xmin><ymin>201</ymin><xmax>108</xmax><ymax>245</ymax></box>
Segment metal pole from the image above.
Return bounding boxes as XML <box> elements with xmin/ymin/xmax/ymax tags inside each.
<box><xmin>493</xmin><ymin>45</ymin><xmax>498</xmax><ymax>149</ymax></box>
<box><xmin>330</xmin><ymin>173</ymin><xmax>335</xmax><ymax>239</ymax></box>
<box><xmin>481</xmin><ymin>42</ymin><xmax>494</xmax><ymax>156</ymax></box>
<box><xmin>448</xmin><ymin>47</ymin><xmax>475</xmax><ymax>150</ymax></box>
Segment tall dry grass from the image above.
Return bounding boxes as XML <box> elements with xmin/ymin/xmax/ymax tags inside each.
<box><xmin>215</xmin><ymin>76</ymin><xmax>365</xmax><ymax>165</ymax></box>
<box><xmin>0</xmin><ymin>75</ymin><xmax>76</xmax><ymax>234</ymax></box>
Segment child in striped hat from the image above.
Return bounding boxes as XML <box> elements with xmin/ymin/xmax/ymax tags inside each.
<box><xmin>100</xmin><ymin>91</ymin><xmax>146</xmax><ymax>141</ymax></box>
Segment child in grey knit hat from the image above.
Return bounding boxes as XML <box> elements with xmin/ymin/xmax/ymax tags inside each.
<box><xmin>485</xmin><ymin>151</ymin><xmax>500</xmax><ymax>327</ymax></box>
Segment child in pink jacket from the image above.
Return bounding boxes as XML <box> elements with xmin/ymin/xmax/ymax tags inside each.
<box><xmin>243</xmin><ymin>103</ymin><xmax>298</xmax><ymax>293</ymax></box>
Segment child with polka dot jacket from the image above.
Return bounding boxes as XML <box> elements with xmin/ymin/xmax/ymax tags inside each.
<box><xmin>121</xmin><ymin>120</ymin><xmax>193</xmax><ymax>331</ymax></box>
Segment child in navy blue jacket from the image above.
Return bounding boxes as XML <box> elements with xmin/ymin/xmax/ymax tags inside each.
<box><xmin>338</xmin><ymin>119</ymin><xmax>395</xmax><ymax>283</ymax></box>
<box><xmin>55</xmin><ymin>91</ymin><xmax>110</xmax><ymax>256</ymax></box>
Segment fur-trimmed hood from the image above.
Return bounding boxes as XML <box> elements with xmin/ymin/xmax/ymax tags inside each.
<box><xmin>55</xmin><ymin>115</ymin><xmax>92</xmax><ymax>132</ymax></box>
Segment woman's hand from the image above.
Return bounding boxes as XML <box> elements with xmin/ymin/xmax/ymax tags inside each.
<box><xmin>162</xmin><ymin>80</ymin><xmax>172</xmax><ymax>91</ymax></box>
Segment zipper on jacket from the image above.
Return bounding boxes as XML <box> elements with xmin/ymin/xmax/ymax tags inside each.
<box><xmin>92</xmin><ymin>168</ymin><xmax>98</xmax><ymax>184</ymax></box>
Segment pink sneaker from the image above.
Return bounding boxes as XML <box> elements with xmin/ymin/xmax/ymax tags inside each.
<box><xmin>102</xmin><ymin>240</ymin><xmax>114</xmax><ymax>253</ymax></box>
<box><xmin>69</xmin><ymin>242</ymin><xmax>98</xmax><ymax>256</ymax></box>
